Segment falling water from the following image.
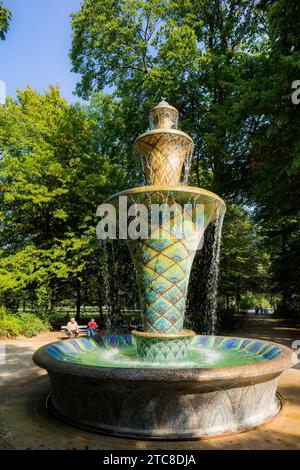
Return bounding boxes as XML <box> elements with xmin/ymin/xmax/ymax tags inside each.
<box><xmin>203</xmin><ymin>204</ymin><xmax>226</xmax><ymax>333</ymax></box>
<box><xmin>186</xmin><ymin>203</ymin><xmax>225</xmax><ymax>334</ymax></box>
<box><xmin>101</xmin><ymin>240</ymin><xmax>121</xmax><ymax>329</ymax></box>
<box><xmin>182</xmin><ymin>143</ymin><xmax>194</xmax><ymax>185</ymax></box>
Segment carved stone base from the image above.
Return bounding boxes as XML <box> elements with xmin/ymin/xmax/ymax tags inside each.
<box><xmin>46</xmin><ymin>376</ymin><xmax>282</xmax><ymax>439</ymax></box>
<box><xmin>132</xmin><ymin>330</ymin><xmax>195</xmax><ymax>361</ymax></box>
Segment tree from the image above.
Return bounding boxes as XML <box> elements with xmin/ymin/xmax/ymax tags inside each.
<box><xmin>239</xmin><ymin>0</ymin><xmax>300</xmax><ymax>318</ymax></box>
<box><xmin>70</xmin><ymin>0</ymin><xmax>264</xmax><ymax>195</ymax></box>
<box><xmin>70</xmin><ymin>0</ymin><xmax>277</xmax><ymax>330</ymax></box>
<box><xmin>219</xmin><ymin>205</ymin><xmax>270</xmax><ymax>310</ymax></box>
<box><xmin>0</xmin><ymin>86</ymin><xmax>127</xmax><ymax>316</ymax></box>
<box><xmin>0</xmin><ymin>1</ymin><xmax>11</xmax><ymax>40</ymax></box>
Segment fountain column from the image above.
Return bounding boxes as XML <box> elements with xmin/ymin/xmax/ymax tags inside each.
<box><xmin>128</xmin><ymin>101</ymin><xmax>204</xmax><ymax>360</ymax></box>
<box><xmin>106</xmin><ymin>100</ymin><xmax>225</xmax><ymax>361</ymax></box>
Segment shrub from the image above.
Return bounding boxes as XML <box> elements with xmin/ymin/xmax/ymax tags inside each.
<box><xmin>17</xmin><ymin>312</ymin><xmax>50</xmax><ymax>337</ymax></box>
<box><xmin>0</xmin><ymin>307</ymin><xmax>50</xmax><ymax>338</ymax></box>
<box><xmin>0</xmin><ymin>307</ymin><xmax>21</xmax><ymax>337</ymax></box>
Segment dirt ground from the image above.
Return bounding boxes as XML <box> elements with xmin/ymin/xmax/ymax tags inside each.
<box><xmin>0</xmin><ymin>314</ymin><xmax>299</xmax><ymax>450</ymax></box>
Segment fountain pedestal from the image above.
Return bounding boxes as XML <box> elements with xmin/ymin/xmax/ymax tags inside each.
<box><xmin>132</xmin><ymin>330</ymin><xmax>195</xmax><ymax>361</ymax></box>
<box><xmin>118</xmin><ymin>100</ymin><xmax>225</xmax><ymax>360</ymax></box>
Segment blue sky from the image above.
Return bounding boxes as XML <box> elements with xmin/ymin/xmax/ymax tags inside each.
<box><xmin>0</xmin><ymin>0</ymin><xmax>86</xmax><ymax>103</ymax></box>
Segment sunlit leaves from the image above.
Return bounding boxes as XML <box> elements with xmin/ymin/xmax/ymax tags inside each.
<box><xmin>0</xmin><ymin>1</ymin><xmax>11</xmax><ymax>41</ymax></box>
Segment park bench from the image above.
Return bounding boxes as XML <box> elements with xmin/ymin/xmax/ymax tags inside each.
<box><xmin>61</xmin><ymin>325</ymin><xmax>98</xmax><ymax>336</ymax></box>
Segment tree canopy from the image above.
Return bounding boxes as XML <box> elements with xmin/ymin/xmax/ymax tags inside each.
<box><xmin>0</xmin><ymin>1</ymin><xmax>11</xmax><ymax>40</ymax></box>
<box><xmin>0</xmin><ymin>86</ymin><xmax>128</xmax><ymax>315</ymax></box>
<box><xmin>69</xmin><ymin>0</ymin><xmax>300</xmax><ymax>324</ymax></box>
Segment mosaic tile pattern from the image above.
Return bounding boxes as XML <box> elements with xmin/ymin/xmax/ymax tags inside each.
<box><xmin>128</xmin><ymin>216</ymin><xmax>203</xmax><ymax>334</ymax></box>
<box><xmin>133</xmin><ymin>132</ymin><xmax>194</xmax><ymax>186</ymax></box>
<box><xmin>135</xmin><ymin>335</ymin><xmax>192</xmax><ymax>361</ymax></box>
<box><xmin>46</xmin><ymin>337</ymin><xmax>99</xmax><ymax>360</ymax></box>
<box><xmin>191</xmin><ymin>336</ymin><xmax>282</xmax><ymax>360</ymax></box>
<box><xmin>46</xmin><ymin>363</ymin><xmax>282</xmax><ymax>438</ymax></box>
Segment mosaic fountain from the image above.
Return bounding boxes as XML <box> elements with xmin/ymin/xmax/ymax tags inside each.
<box><xmin>33</xmin><ymin>100</ymin><xmax>295</xmax><ymax>439</ymax></box>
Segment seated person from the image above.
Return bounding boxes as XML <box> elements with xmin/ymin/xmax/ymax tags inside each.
<box><xmin>129</xmin><ymin>315</ymin><xmax>138</xmax><ymax>332</ymax></box>
<box><xmin>87</xmin><ymin>318</ymin><xmax>98</xmax><ymax>337</ymax></box>
<box><xmin>66</xmin><ymin>318</ymin><xmax>79</xmax><ymax>338</ymax></box>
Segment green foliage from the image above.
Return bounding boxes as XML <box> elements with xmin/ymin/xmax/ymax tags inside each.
<box><xmin>0</xmin><ymin>306</ymin><xmax>21</xmax><ymax>336</ymax></box>
<box><xmin>240</xmin><ymin>292</ymin><xmax>271</xmax><ymax>310</ymax></box>
<box><xmin>219</xmin><ymin>204</ymin><xmax>270</xmax><ymax>306</ymax></box>
<box><xmin>240</xmin><ymin>0</ymin><xmax>300</xmax><ymax>318</ymax></box>
<box><xmin>0</xmin><ymin>307</ymin><xmax>50</xmax><ymax>337</ymax></box>
<box><xmin>17</xmin><ymin>312</ymin><xmax>50</xmax><ymax>337</ymax></box>
<box><xmin>0</xmin><ymin>1</ymin><xmax>11</xmax><ymax>40</ymax></box>
<box><xmin>0</xmin><ymin>86</ymin><xmax>128</xmax><ymax>316</ymax></box>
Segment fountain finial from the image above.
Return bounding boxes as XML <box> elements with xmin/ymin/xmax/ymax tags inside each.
<box><xmin>150</xmin><ymin>99</ymin><xmax>179</xmax><ymax>130</ymax></box>
<box><xmin>133</xmin><ymin>99</ymin><xmax>193</xmax><ymax>186</ymax></box>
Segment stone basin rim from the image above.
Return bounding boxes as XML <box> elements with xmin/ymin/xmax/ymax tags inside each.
<box><xmin>33</xmin><ymin>335</ymin><xmax>295</xmax><ymax>383</ymax></box>
<box><xmin>133</xmin><ymin>128</ymin><xmax>194</xmax><ymax>146</ymax></box>
<box><xmin>132</xmin><ymin>329</ymin><xmax>196</xmax><ymax>339</ymax></box>
<box><xmin>105</xmin><ymin>185</ymin><xmax>226</xmax><ymax>207</ymax></box>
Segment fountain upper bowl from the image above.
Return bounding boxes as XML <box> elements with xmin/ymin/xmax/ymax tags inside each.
<box><xmin>106</xmin><ymin>185</ymin><xmax>226</xmax><ymax>208</ymax></box>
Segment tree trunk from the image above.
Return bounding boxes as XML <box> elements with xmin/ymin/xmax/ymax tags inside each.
<box><xmin>76</xmin><ymin>279</ymin><xmax>81</xmax><ymax>322</ymax></box>
<box><xmin>46</xmin><ymin>287</ymin><xmax>53</xmax><ymax>316</ymax></box>
<box><xmin>235</xmin><ymin>294</ymin><xmax>241</xmax><ymax>313</ymax></box>
<box><xmin>97</xmin><ymin>288</ymin><xmax>103</xmax><ymax>318</ymax></box>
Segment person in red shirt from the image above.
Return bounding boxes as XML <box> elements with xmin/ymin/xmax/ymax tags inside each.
<box><xmin>87</xmin><ymin>318</ymin><xmax>98</xmax><ymax>338</ymax></box>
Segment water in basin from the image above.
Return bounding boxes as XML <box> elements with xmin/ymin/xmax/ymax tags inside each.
<box><xmin>58</xmin><ymin>341</ymin><xmax>266</xmax><ymax>369</ymax></box>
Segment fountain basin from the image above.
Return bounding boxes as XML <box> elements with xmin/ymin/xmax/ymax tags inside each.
<box><xmin>33</xmin><ymin>335</ymin><xmax>295</xmax><ymax>439</ymax></box>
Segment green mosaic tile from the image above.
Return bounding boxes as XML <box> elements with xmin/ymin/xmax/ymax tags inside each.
<box><xmin>150</xmin><ymin>298</ymin><xmax>173</xmax><ymax>316</ymax></box>
<box><xmin>146</xmin><ymin>238</ymin><xmax>174</xmax><ymax>252</ymax></box>
<box><xmin>151</xmin><ymin>317</ymin><xmax>173</xmax><ymax>331</ymax></box>
<box><xmin>140</xmin><ymin>246</ymin><xmax>158</xmax><ymax>264</ymax></box>
<box><xmin>128</xmin><ymin>225</ymin><xmax>203</xmax><ymax>334</ymax></box>
<box><xmin>164</xmin><ymin>308</ymin><xmax>183</xmax><ymax>325</ymax></box>
<box><xmin>163</xmin><ymin>286</ymin><xmax>183</xmax><ymax>304</ymax></box>
<box><xmin>146</xmin><ymin>276</ymin><xmax>172</xmax><ymax>294</ymax></box>
<box><xmin>147</xmin><ymin>253</ymin><xmax>174</xmax><ymax>274</ymax></box>
<box><xmin>141</xmin><ymin>267</ymin><xmax>158</xmax><ymax>286</ymax></box>
<box><xmin>144</xmin><ymin>307</ymin><xmax>161</xmax><ymax>324</ymax></box>
<box><xmin>163</xmin><ymin>264</ymin><xmax>186</xmax><ymax>284</ymax></box>
<box><xmin>135</xmin><ymin>336</ymin><xmax>192</xmax><ymax>361</ymax></box>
